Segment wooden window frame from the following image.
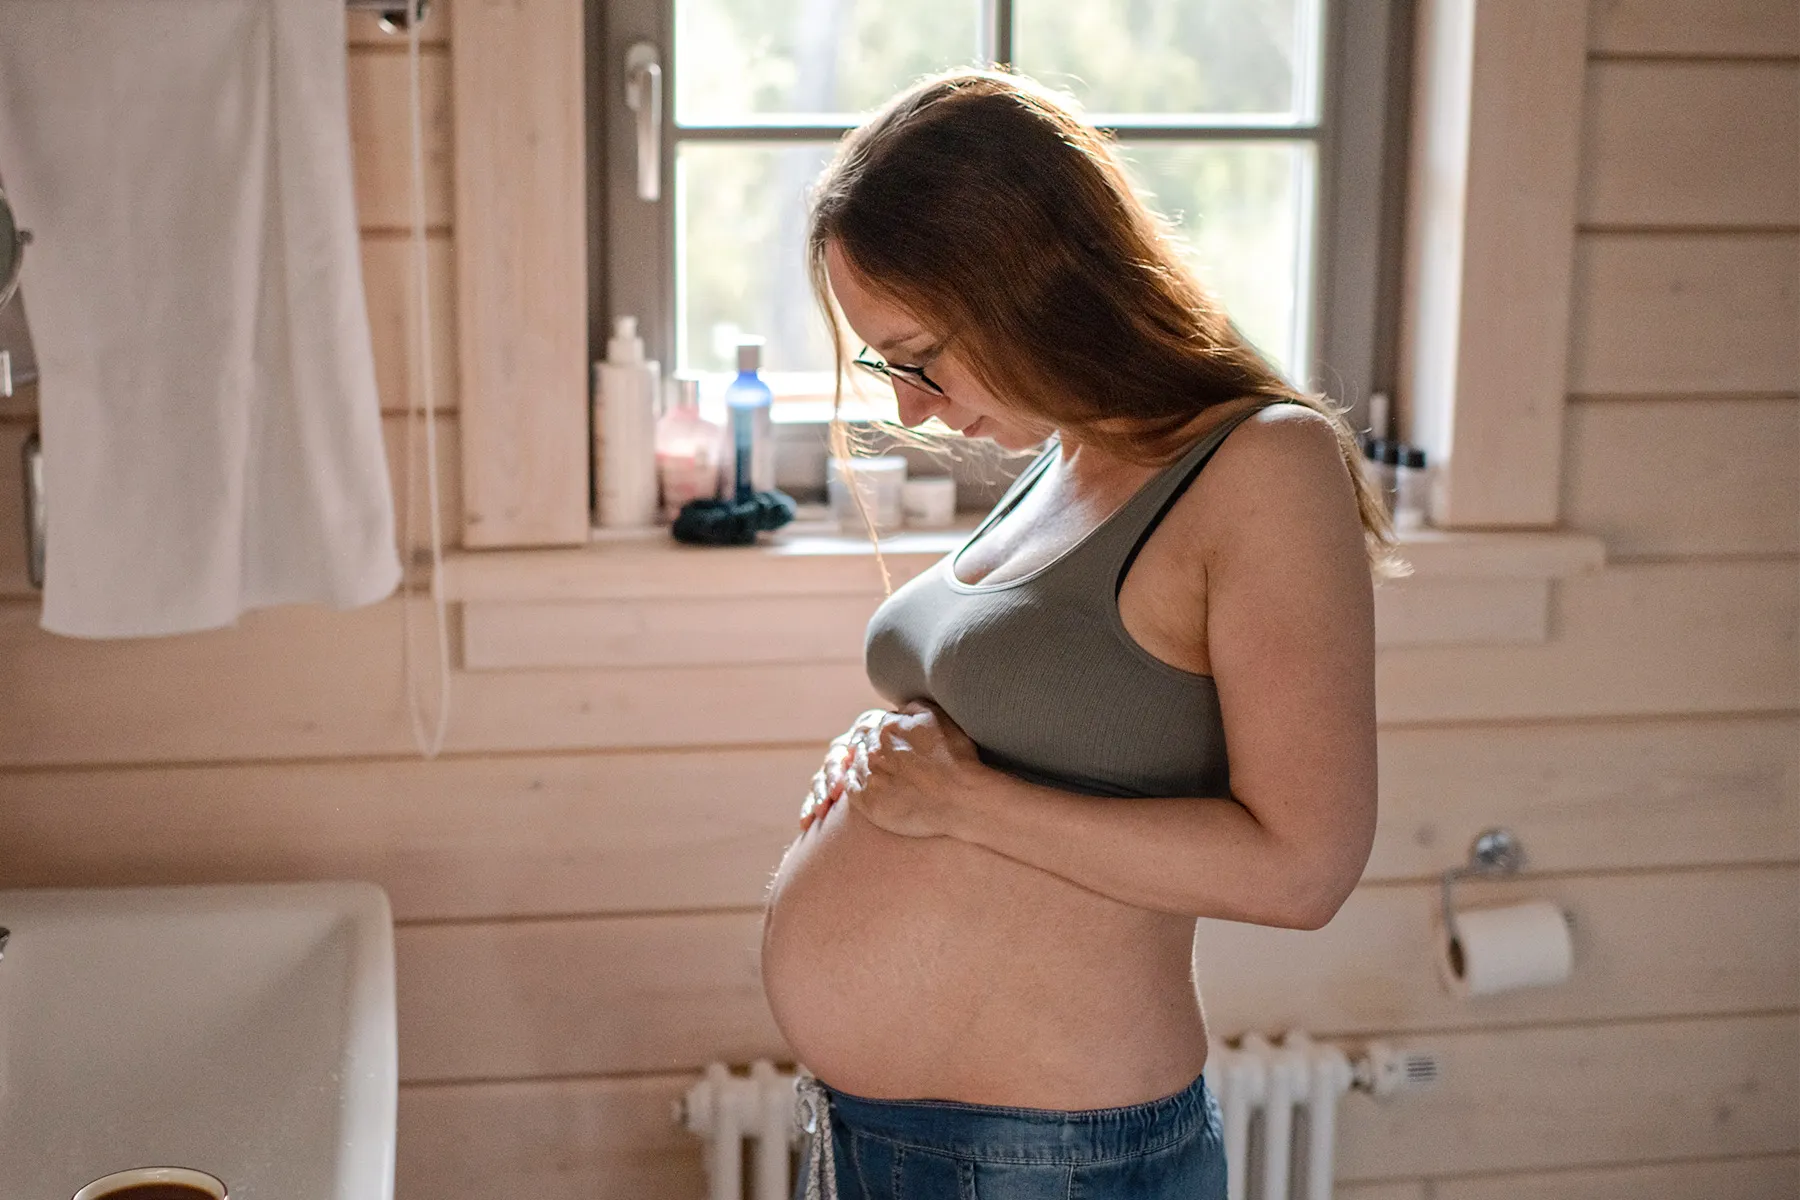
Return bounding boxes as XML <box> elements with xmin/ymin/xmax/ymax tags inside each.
<box><xmin>447</xmin><ymin>0</ymin><xmax>1592</xmax><ymax>548</ymax></box>
<box><xmin>450</xmin><ymin>0</ymin><xmax>592</xmax><ymax>547</ymax></box>
<box><xmin>1397</xmin><ymin>0</ymin><xmax>1589</xmax><ymax>527</ymax></box>
<box><xmin>599</xmin><ymin>0</ymin><xmax>1405</xmax><ymax>425</ymax></box>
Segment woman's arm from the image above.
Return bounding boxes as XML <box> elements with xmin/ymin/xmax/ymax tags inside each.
<box><xmin>956</xmin><ymin>774</ymin><xmax>1324</xmax><ymax>926</ymax></box>
<box><xmin>947</xmin><ymin>407</ymin><xmax>1379</xmax><ymax>928</ymax></box>
<box><xmin>834</xmin><ymin>407</ymin><xmax>1378</xmax><ymax>927</ymax></box>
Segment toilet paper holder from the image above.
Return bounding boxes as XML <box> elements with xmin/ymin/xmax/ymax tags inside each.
<box><xmin>1440</xmin><ymin>827</ymin><xmax>1575</xmax><ymax>945</ymax></box>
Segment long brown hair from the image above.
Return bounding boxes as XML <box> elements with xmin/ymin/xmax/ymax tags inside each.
<box><xmin>807</xmin><ymin>68</ymin><xmax>1407</xmax><ymax>587</ymax></box>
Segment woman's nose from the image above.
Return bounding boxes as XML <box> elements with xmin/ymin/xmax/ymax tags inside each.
<box><xmin>895</xmin><ymin>382</ymin><xmax>944</xmax><ymax>427</ymax></box>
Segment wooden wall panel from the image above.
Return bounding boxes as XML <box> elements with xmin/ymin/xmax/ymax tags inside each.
<box><xmin>0</xmin><ymin>599</ymin><xmax>881</xmax><ymax>765</ymax></box>
<box><xmin>1438</xmin><ymin>1156</ymin><xmax>1800</xmax><ymax>1200</ymax></box>
<box><xmin>347</xmin><ymin>48</ymin><xmax>453</xmax><ymax>229</ymax></box>
<box><xmin>1372</xmin><ymin>578</ymin><xmax>1549</xmax><ymax>647</ymax></box>
<box><xmin>0</xmin><ymin>600</ymin><xmax>407</xmax><ymax>761</ymax></box>
<box><xmin>465</xmin><ymin>576</ymin><xmax>1564</xmax><ymax>669</ymax></box>
<box><xmin>5</xmin><ymin>712</ymin><xmax>1793</xmax><ymax>926</ymax></box>
<box><xmin>1333</xmin><ymin>1015</ymin><xmax>1799</xmax><ymax>1179</ymax></box>
<box><xmin>1369</xmin><ymin>715</ymin><xmax>1800</xmax><ymax>878</ymax></box>
<box><xmin>0</xmin><ymin>748</ymin><xmax>820</xmax><ymax>920</ymax></box>
<box><xmin>363</xmin><ymin>235</ymin><xmax>458</xmax><ymax>414</ymax></box>
<box><xmin>1192</xmin><ymin>867</ymin><xmax>1800</xmax><ymax>1037</ymax></box>
<box><xmin>1374</xmin><ymin>560</ymin><xmax>1798</xmax><ymax>723</ymax></box>
<box><xmin>1581</xmin><ymin>62</ymin><xmax>1800</xmax><ymax>227</ymax></box>
<box><xmin>391</xmin><ymin>1018</ymin><xmax>1799</xmax><ymax>1200</ymax></box>
<box><xmin>0</xmin><ymin>561</ymin><xmax>1791</xmax><ymax>766</ymax></box>
<box><xmin>2</xmin><ymin>717</ymin><xmax>1792</xmax><ymax>919</ymax></box>
<box><xmin>1563</xmin><ymin>396</ymin><xmax>1800</xmax><ymax>557</ymax></box>
<box><xmin>1588</xmin><ymin>0</ymin><xmax>1800</xmax><ymax>57</ymax></box>
<box><xmin>397</xmin><ymin>1073</ymin><xmax>719</xmax><ymax>1200</ymax></box>
<box><xmin>322</xmin><ymin>654</ymin><xmax>885</xmax><ymax>757</ymax></box>
<box><xmin>387</xmin><ymin>869</ymin><xmax>1797</xmax><ymax>1082</ymax></box>
<box><xmin>1568</xmin><ymin>233</ymin><xmax>1799</xmax><ymax>395</ymax></box>
<box><xmin>396</xmin><ymin>912</ymin><xmax>779</xmax><ymax>1081</ymax></box>
<box><xmin>460</xmin><ymin>595</ymin><xmax>871</xmax><ymax>670</ymax></box>
<box><xmin>462</xmin><ymin>571</ymin><xmax>1578</xmax><ymax>662</ymax></box>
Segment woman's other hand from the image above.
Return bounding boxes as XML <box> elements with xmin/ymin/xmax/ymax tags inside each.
<box><xmin>799</xmin><ymin>707</ymin><xmax>889</xmax><ymax>832</ymax></box>
<box><xmin>838</xmin><ymin>700</ymin><xmax>987</xmax><ymax>839</ymax></box>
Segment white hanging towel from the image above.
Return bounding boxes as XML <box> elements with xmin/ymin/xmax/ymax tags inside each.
<box><xmin>0</xmin><ymin>0</ymin><xmax>401</xmax><ymax>637</ymax></box>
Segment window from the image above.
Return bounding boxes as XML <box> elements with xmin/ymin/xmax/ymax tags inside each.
<box><xmin>598</xmin><ymin>0</ymin><xmax>1406</xmax><ymax>434</ymax></box>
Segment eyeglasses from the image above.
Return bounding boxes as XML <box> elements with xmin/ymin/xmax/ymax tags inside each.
<box><xmin>853</xmin><ymin>344</ymin><xmax>947</xmax><ymax>398</ymax></box>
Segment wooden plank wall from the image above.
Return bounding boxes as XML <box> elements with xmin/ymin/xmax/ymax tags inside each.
<box><xmin>1</xmin><ymin>2</ymin><xmax>1797</xmax><ymax>1198</ymax></box>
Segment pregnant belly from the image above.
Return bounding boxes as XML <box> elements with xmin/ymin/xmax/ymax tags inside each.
<box><xmin>759</xmin><ymin>791</ymin><xmax>1210</xmax><ymax>1109</ymax></box>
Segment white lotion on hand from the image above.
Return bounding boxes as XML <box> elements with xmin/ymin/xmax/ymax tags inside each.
<box><xmin>595</xmin><ymin>315</ymin><xmax>662</xmax><ymax>528</ymax></box>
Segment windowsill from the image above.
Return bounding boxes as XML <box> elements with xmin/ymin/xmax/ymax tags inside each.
<box><xmin>437</xmin><ymin>517</ymin><xmax>1606</xmax><ymax>669</ymax></box>
<box><xmin>437</xmin><ymin>504</ymin><xmax>983</xmax><ymax>604</ymax></box>
<box><xmin>435</xmin><ymin>509</ymin><xmax>1605</xmax><ymax>604</ymax></box>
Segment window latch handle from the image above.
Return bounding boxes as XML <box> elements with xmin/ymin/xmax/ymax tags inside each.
<box><xmin>625</xmin><ymin>41</ymin><xmax>662</xmax><ymax>202</ymax></box>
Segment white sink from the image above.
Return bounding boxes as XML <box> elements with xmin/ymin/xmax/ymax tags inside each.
<box><xmin>0</xmin><ymin>881</ymin><xmax>396</xmax><ymax>1200</ymax></box>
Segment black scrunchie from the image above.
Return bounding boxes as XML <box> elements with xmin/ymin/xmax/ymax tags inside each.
<box><xmin>670</xmin><ymin>489</ymin><xmax>798</xmax><ymax>545</ymax></box>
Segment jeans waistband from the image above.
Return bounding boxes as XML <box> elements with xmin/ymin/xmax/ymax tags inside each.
<box><xmin>814</xmin><ymin>1068</ymin><xmax>1215</xmax><ymax>1165</ymax></box>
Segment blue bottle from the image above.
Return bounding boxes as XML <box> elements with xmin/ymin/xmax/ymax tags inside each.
<box><xmin>724</xmin><ymin>338</ymin><xmax>774</xmax><ymax>501</ymax></box>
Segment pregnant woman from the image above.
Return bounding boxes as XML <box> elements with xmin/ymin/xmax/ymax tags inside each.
<box><xmin>760</xmin><ymin>69</ymin><xmax>1396</xmax><ymax>1200</ymax></box>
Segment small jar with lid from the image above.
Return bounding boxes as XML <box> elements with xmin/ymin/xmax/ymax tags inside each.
<box><xmin>1392</xmin><ymin>445</ymin><xmax>1431</xmax><ymax>532</ymax></box>
<box><xmin>829</xmin><ymin>455</ymin><xmax>907</xmax><ymax>534</ymax></box>
<box><xmin>1363</xmin><ymin>438</ymin><xmax>1401</xmax><ymax>519</ymax></box>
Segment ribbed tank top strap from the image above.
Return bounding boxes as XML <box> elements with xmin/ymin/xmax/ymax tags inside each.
<box><xmin>1059</xmin><ymin>398</ymin><xmax>1294</xmax><ymax>594</ymax></box>
<box><xmin>958</xmin><ymin>438</ymin><xmax>1060</xmax><ymax>547</ymax></box>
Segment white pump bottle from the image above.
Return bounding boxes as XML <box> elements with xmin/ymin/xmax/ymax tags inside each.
<box><xmin>594</xmin><ymin>315</ymin><xmax>661</xmax><ymax>529</ymax></box>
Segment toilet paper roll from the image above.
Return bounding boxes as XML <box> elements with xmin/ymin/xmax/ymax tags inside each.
<box><xmin>1435</xmin><ymin>900</ymin><xmax>1573</xmax><ymax>999</ymax></box>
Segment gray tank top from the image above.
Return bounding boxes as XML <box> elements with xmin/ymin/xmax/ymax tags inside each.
<box><xmin>865</xmin><ymin>399</ymin><xmax>1293</xmax><ymax>799</ymax></box>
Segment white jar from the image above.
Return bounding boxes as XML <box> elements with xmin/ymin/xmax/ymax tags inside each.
<box><xmin>902</xmin><ymin>476</ymin><xmax>957</xmax><ymax>529</ymax></box>
<box><xmin>828</xmin><ymin>455</ymin><xmax>907</xmax><ymax>534</ymax></box>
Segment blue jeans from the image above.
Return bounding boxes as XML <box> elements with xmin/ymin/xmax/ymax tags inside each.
<box><xmin>793</xmin><ymin>1069</ymin><xmax>1227</xmax><ymax>1199</ymax></box>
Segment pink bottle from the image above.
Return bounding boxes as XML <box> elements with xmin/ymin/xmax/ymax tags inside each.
<box><xmin>655</xmin><ymin>375</ymin><xmax>724</xmax><ymax>521</ymax></box>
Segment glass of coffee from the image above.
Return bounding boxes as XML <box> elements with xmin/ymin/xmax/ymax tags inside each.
<box><xmin>71</xmin><ymin>1166</ymin><xmax>228</xmax><ymax>1200</ymax></box>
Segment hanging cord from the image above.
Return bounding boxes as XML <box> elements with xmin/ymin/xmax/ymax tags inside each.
<box><xmin>400</xmin><ymin>1</ymin><xmax>451</xmax><ymax>757</ymax></box>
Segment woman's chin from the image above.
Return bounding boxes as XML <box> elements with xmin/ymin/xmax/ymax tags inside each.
<box><xmin>954</xmin><ymin>414</ymin><xmax>1052</xmax><ymax>450</ymax></box>
<box><xmin>983</xmin><ymin>424</ymin><xmax>1039</xmax><ymax>450</ymax></box>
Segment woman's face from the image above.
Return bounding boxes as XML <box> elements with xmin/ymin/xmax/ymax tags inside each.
<box><xmin>824</xmin><ymin>239</ymin><xmax>1055</xmax><ymax>450</ymax></box>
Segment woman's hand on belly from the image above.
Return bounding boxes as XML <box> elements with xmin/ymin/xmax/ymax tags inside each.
<box><xmin>800</xmin><ymin>707</ymin><xmax>890</xmax><ymax>832</ymax></box>
<box><xmin>838</xmin><ymin>700</ymin><xmax>996</xmax><ymax>840</ymax></box>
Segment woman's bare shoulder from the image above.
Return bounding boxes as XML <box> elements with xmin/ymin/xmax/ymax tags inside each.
<box><xmin>1138</xmin><ymin>399</ymin><xmax>1354</xmax><ymax>594</ymax></box>
<box><xmin>1174</xmin><ymin>400</ymin><xmax>1352</xmax><ymax>531</ymax></box>
<box><xmin>1154</xmin><ymin>401</ymin><xmax>1363</xmax><ymax>616</ymax></box>
<box><xmin>1202</xmin><ymin>400</ymin><xmax>1350</xmax><ymax>511</ymax></box>
<box><xmin>1233</xmin><ymin>399</ymin><xmax>1343</xmax><ymax>456</ymax></box>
